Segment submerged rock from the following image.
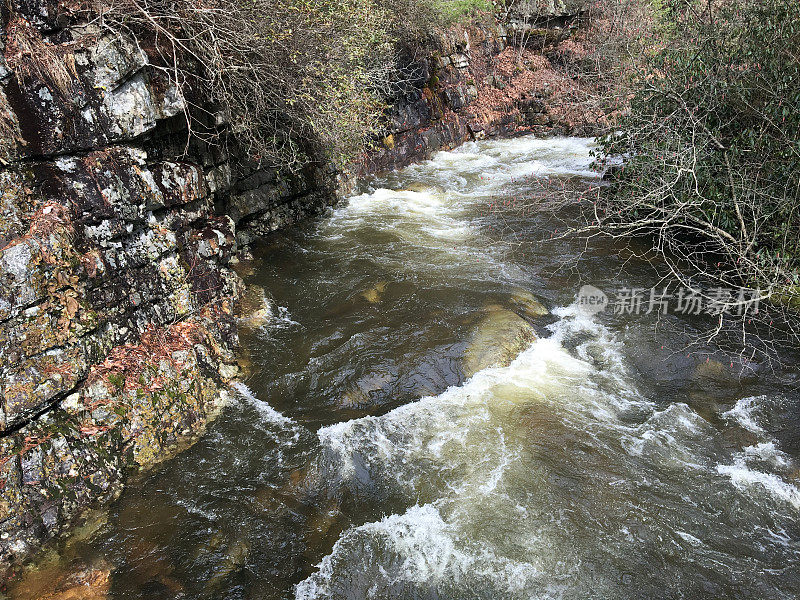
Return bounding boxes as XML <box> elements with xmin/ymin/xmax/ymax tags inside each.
<box><xmin>337</xmin><ymin>371</ymin><xmax>395</xmax><ymax>410</ymax></box>
<box><xmin>9</xmin><ymin>557</ymin><xmax>111</xmax><ymax>600</ymax></box>
<box><xmin>360</xmin><ymin>281</ymin><xmax>388</xmax><ymax>304</ymax></box>
<box><xmin>692</xmin><ymin>357</ymin><xmax>758</xmax><ymax>386</ymax></box>
<box><xmin>508</xmin><ymin>289</ymin><xmax>549</xmax><ymax>319</ymax></box>
<box><xmin>401</xmin><ymin>182</ymin><xmax>442</xmax><ymax>194</ymax></box>
<box><xmin>303</xmin><ymin>499</ymin><xmax>345</xmax><ymax>567</ymax></box>
<box><xmin>201</xmin><ymin>538</ymin><xmax>250</xmax><ymax>598</ymax></box>
<box><xmin>462</xmin><ymin>306</ymin><xmax>537</xmax><ymax>377</ymax></box>
<box><xmin>237</xmin><ymin>285</ymin><xmax>272</xmax><ymax>330</ymax></box>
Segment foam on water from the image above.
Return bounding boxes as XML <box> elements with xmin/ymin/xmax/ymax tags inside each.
<box><xmin>314</xmin><ymin>312</ymin><xmax>601</xmax><ymax>497</ymax></box>
<box><xmin>400</xmin><ymin>136</ymin><xmax>600</xmax><ymax>197</ymax></box>
<box><xmin>298</xmin><ymin>307</ymin><xmax>647</xmax><ymax>598</ymax></box>
<box><xmin>271</xmin><ymin>305</ymin><xmax>300</xmax><ymax>329</ymax></box>
<box><xmin>722</xmin><ymin>394</ymin><xmax>768</xmax><ymax>434</ymax></box>
<box><xmin>716</xmin><ymin>394</ymin><xmax>798</xmax><ymax>509</ymax></box>
<box><xmin>295</xmin><ymin>503</ymin><xmax>554</xmax><ymax>600</ymax></box>
<box><xmin>298</xmin><ymin>298</ymin><xmax>800</xmax><ymax>598</ymax></box>
<box><xmin>744</xmin><ymin>441</ymin><xmax>792</xmax><ymax>468</ymax></box>
<box><xmin>232</xmin><ymin>380</ymin><xmax>297</xmax><ymax>429</ymax></box>
<box><xmin>288</xmin><ymin>136</ymin><xmax>800</xmax><ymax>599</ymax></box>
<box><xmin>716</xmin><ymin>459</ymin><xmax>800</xmax><ymax>509</ymax></box>
<box><xmin>315</xmin><ymin>136</ymin><xmax>602</xmax><ymax>294</ymax></box>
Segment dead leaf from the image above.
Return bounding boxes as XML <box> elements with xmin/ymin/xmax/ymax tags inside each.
<box><xmin>65</xmin><ymin>295</ymin><xmax>79</xmax><ymax>319</ymax></box>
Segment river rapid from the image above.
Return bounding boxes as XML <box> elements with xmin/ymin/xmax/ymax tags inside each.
<box><xmin>48</xmin><ymin>136</ymin><xmax>800</xmax><ymax>599</ymax></box>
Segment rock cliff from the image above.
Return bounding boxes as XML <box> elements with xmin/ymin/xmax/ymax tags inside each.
<box><xmin>0</xmin><ymin>0</ymin><xmax>593</xmax><ymax>580</ymax></box>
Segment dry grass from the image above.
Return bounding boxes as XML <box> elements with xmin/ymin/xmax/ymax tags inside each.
<box><xmin>4</xmin><ymin>16</ymin><xmax>79</xmax><ymax>98</ymax></box>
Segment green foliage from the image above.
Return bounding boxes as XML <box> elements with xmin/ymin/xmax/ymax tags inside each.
<box><xmin>647</xmin><ymin>0</ymin><xmax>678</xmax><ymax>38</ymax></box>
<box><xmin>600</xmin><ymin>0</ymin><xmax>800</xmax><ymax>294</ymax></box>
<box><xmin>107</xmin><ymin>372</ymin><xmax>125</xmax><ymax>391</ymax></box>
<box><xmin>434</xmin><ymin>0</ymin><xmax>494</xmax><ymax>23</ymax></box>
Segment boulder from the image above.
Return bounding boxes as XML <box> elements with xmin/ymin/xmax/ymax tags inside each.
<box><xmin>462</xmin><ymin>306</ymin><xmax>537</xmax><ymax>377</ymax></box>
<box><xmin>508</xmin><ymin>289</ymin><xmax>549</xmax><ymax>319</ymax></box>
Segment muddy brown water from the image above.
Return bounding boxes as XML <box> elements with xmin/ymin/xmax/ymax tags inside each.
<box><xmin>24</xmin><ymin>137</ymin><xmax>800</xmax><ymax>599</ymax></box>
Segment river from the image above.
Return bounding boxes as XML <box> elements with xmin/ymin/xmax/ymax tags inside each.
<box><xmin>43</xmin><ymin>136</ymin><xmax>800</xmax><ymax>599</ymax></box>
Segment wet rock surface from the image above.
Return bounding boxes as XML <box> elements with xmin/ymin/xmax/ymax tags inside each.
<box><xmin>0</xmin><ymin>2</ymin><xmax>330</xmax><ymax>578</ymax></box>
<box><xmin>462</xmin><ymin>306</ymin><xmax>538</xmax><ymax>377</ymax></box>
<box><xmin>360</xmin><ymin>18</ymin><xmax>602</xmax><ymax>175</ymax></box>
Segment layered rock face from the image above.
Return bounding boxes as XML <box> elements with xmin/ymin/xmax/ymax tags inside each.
<box><xmin>361</xmin><ymin>15</ymin><xmax>600</xmax><ymax>174</ymax></box>
<box><xmin>0</xmin><ymin>4</ymin><xmax>337</xmax><ymax>578</ymax></box>
<box><xmin>0</xmin><ymin>0</ymin><xmax>592</xmax><ymax>579</ymax></box>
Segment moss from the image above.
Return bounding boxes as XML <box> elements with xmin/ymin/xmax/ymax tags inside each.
<box><xmin>107</xmin><ymin>372</ymin><xmax>125</xmax><ymax>391</ymax></box>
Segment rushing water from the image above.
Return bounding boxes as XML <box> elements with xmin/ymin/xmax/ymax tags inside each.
<box><xmin>42</xmin><ymin>137</ymin><xmax>800</xmax><ymax>599</ymax></box>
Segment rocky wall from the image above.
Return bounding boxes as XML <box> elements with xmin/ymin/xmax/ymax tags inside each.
<box><xmin>361</xmin><ymin>13</ymin><xmax>600</xmax><ymax>175</ymax></box>
<box><xmin>0</xmin><ymin>3</ymin><xmax>336</xmax><ymax>579</ymax></box>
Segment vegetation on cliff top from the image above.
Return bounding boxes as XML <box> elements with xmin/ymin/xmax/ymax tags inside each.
<box><xmin>97</xmin><ymin>0</ymin><xmax>494</xmax><ymax>172</ymax></box>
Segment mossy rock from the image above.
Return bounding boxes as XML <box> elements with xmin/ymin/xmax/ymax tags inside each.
<box><xmin>8</xmin><ymin>556</ymin><xmax>111</xmax><ymax>600</ymax></box>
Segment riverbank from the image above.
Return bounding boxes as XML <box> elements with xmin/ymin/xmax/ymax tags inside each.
<box><xmin>0</xmin><ymin>0</ymin><xmax>602</xmax><ymax>583</ymax></box>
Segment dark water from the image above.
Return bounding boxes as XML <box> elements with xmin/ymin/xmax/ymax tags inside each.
<box><xmin>33</xmin><ymin>137</ymin><xmax>800</xmax><ymax>599</ymax></box>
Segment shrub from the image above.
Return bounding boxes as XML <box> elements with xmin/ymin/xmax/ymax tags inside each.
<box><xmin>95</xmin><ymin>0</ymin><xmax>491</xmax><ymax>172</ymax></box>
<box><xmin>434</xmin><ymin>0</ymin><xmax>494</xmax><ymax>23</ymax></box>
<box><xmin>99</xmin><ymin>0</ymin><xmax>397</xmax><ymax>170</ymax></box>
<box><xmin>597</xmin><ymin>0</ymin><xmax>800</xmax><ymax>310</ymax></box>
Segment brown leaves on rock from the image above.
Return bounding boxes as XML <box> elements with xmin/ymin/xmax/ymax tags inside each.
<box><xmin>79</xmin><ymin>425</ymin><xmax>110</xmax><ymax>437</ymax></box>
<box><xmin>88</xmin><ymin>318</ymin><xmax>209</xmax><ymax>395</ymax></box>
<box><xmin>0</xmin><ymin>434</ymin><xmax>52</xmax><ymax>471</ymax></box>
<box><xmin>0</xmin><ymin>202</ymin><xmax>73</xmax><ymax>254</ymax></box>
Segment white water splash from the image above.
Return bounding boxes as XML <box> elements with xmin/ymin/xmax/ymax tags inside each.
<box><xmin>721</xmin><ymin>395</ymin><xmax>768</xmax><ymax>434</ymax></box>
<box><xmin>716</xmin><ymin>395</ymin><xmax>797</xmax><ymax>509</ymax></box>
<box><xmin>716</xmin><ymin>459</ymin><xmax>800</xmax><ymax>510</ymax></box>
<box><xmin>295</xmin><ymin>503</ymin><xmax>551</xmax><ymax>600</ymax></box>
<box><xmin>298</xmin><ymin>305</ymin><xmax>641</xmax><ymax>599</ymax></box>
<box><xmin>231</xmin><ymin>380</ymin><xmax>296</xmax><ymax>429</ymax></box>
<box><xmin>293</xmin><ymin>135</ymin><xmax>800</xmax><ymax>599</ymax></box>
